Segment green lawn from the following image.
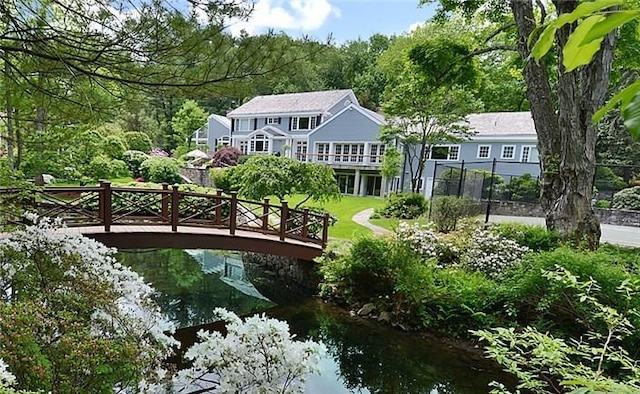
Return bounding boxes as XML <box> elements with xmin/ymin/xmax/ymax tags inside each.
<box><xmin>279</xmin><ymin>195</ymin><xmax>386</xmax><ymax>239</ymax></box>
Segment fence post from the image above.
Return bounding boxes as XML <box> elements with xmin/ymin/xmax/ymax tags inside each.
<box><xmin>103</xmin><ymin>181</ymin><xmax>112</xmax><ymax>232</ymax></box>
<box><xmin>427</xmin><ymin>161</ymin><xmax>438</xmax><ymax>220</ymax></box>
<box><xmin>262</xmin><ymin>198</ymin><xmax>270</xmax><ymax>232</ymax></box>
<box><xmin>215</xmin><ymin>190</ymin><xmax>222</xmax><ymax>225</ymax></box>
<box><xmin>457</xmin><ymin>160</ymin><xmax>465</xmax><ymax>198</ymax></box>
<box><xmin>98</xmin><ymin>180</ymin><xmax>105</xmax><ymax>222</ymax></box>
<box><xmin>161</xmin><ymin>183</ymin><xmax>169</xmax><ymax>222</ymax></box>
<box><xmin>485</xmin><ymin>158</ymin><xmax>497</xmax><ymax>224</ymax></box>
<box><xmin>171</xmin><ymin>185</ymin><xmax>180</xmax><ymax>231</ymax></box>
<box><xmin>302</xmin><ymin>208</ymin><xmax>309</xmax><ymax>239</ymax></box>
<box><xmin>322</xmin><ymin>213</ymin><xmax>330</xmax><ymax>248</ymax></box>
<box><xmin>229</xmin><ymin>191</ymin><xmax>237</xmax><ymax>235</ymax></box>
<box><xmin>279</xmin><ymin>200</ymin><xmax>289</xmax><ymax>241</ymax></box>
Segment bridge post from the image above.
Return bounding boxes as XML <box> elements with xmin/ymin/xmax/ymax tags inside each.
<box><xmin>100</xmin><ymin>180</ymin><xmax>112</xmax><ymax>232</ymax></box>
<box><xmin>279</xmin><ymin>200</ymin><xmax>288</xmax><ymax>241</ymax></box>
<box><xmin>215</xmin><ymin>190</ymin><xmax>222</xmax><ymax>225</ymax></box>
<box><xmin>302</xmin><ymin>208</ymin><xmax>309</xmax><ymax>239</ymax></box>
<box><xmin>161</xmin><ymin>183</ymin><xmax>169</xmax><ymax>222</ymax></box>
<box><xmin>322</xmin><ymin>213</ymin><xmax>330</xmax><ymax>248</ymax></box>
<box><xmin>262</xmin><ymin>198</ymin><xmax>270</xmax><ymax>232</ymax></box>
<box><xmin>229</xmin><ymin>191</ymin><xmax>237</xmax><ymax>235</ymax></box>
<box><xmin>171</xmin><ymin>185</ymin><xmax>180</xmax><ymax>232</ymax></box>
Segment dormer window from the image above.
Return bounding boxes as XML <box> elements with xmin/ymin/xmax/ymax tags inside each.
<box><xmin>292</xmin><ymin>116</ymin><xmax>317</xmax><ymax>130</ymax></box>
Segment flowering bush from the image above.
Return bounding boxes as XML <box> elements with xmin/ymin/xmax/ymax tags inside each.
<box><xmin>0</xmin><ymin>359</ymin><xmax>15</xmax><ymax>388</ymax></box>
<box><xmin>462</xmin><ymin>228</ymin><xmax>530</xmax><ymax>277</ymax></box>
<box><xmin>1</xmin><ymin>216</ymin><xmax>325</xmax><ymax>393</ymax></box>
<box><xmin>149</xmin><ymin>147</ymin><xmax>170</xmax><ymax>157</ymax></box>
<box><xmin>395</xmin><ymin>222</ymin><xmax>460</xmax><ymax>266</ymax></box>
<box><xmin>0</xmin><ymin>215</ymin><xmax>177</xmax><ymax>392</ymax></box>
<box><xmin>395</xmin><ymin>222</ymin><xmax>438</xmax><ymax>259</ymax></box>
<box><xmin>172</xmin><ymin>309</ymin><xmax>325</xmax><ymax>393</ymax></box>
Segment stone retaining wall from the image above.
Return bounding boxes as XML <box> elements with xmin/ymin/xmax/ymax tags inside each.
<box><xmin>179</xmin><ymin>168</ymin><xmax>214</xmax><ymax>188</ymax></box>
<box><xmin>482</xmin><ymin>200</ymin><xmax>640</xmax><ymax>227</ymax></box>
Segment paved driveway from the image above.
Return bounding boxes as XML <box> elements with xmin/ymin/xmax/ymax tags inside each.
<box><xmin>489</xmin><ymin>215</ymin><xmax>640</xmax><ymax>248</ymax></box>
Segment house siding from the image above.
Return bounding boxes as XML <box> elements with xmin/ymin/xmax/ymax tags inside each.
<box><xmin>308</xmin><ymin>108</ymin><xmax>381</xmax><ymax>152</ymax></box>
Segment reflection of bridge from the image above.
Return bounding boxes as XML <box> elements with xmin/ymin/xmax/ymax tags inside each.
<box><xmin>0</xmin><ymin>182</ymin><xmax>329</xmax><ymax>260</ymax></box>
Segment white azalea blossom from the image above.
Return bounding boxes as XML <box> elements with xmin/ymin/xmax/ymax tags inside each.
<box><xmin>463</xmin><ymin>228</ymin><xmax>530</xmax><ymax>277</ymax></box>
<box><xmin>171</xmin><ymin>308</ymin><xmax>326</xmax><ymax>394</ymax></box>
<box><xmin>395</xmin><ymin>222</ymin><xmax>459</xmax><ymax>266</ymax></box>
<box><xmin>0</xmin><ymin>358</ymin><xmax>16</xmax><ymax>387</ymax></box>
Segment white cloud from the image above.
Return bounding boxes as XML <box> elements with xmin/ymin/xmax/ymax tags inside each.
<box><xmin>408</xmin><ymin>21</ymin><xmax>425</xmax><ymax>33</ymax></box>
<box><xmin>226</xmin><ymin>0</ymin><xmax>341</xmax><ymax>36</ymax></box>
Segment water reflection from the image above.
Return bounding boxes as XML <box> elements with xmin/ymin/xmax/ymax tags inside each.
<box><xmin>268</xmin><ymin>302</ymin><xmax>509</xmax><ymax>394</ymax></box>
<box><xmin>117</xmin><ymin>249</ymin><xmax>275</xmax><ymax>328</ymax></box>
<box><xmin>119</xmin><ymin>249</ymin><xmax>513</xmax><ymax>393</ymax></box>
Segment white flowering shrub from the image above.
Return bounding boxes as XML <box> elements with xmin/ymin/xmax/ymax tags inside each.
<box><xmin>0</xmin><ymin>215</ymin><xmax>177</xmax><ymax>392</ymax></box>
<box><xmin>395</xmin><ymin>222</ymin><xmax>460</xmax><ymax>266</ymax></box>
<box><xmin>395</xmin><ymin>222</ymin><xmax>439</xmax><ymax>259</ymax></box>
<box><xmin>462</xmin><ymin>228</ymin><xmax>530</xmax><ymax>278</ymax></box>
<box><xmin>0</xmin><ymin>358</ymin><xmax>15</xmax><ymax>388</ymax></box>
<box><xmin>172</xmin><ymin>308</ymin><xmax>325</xmax><ymax>393</ymax></box>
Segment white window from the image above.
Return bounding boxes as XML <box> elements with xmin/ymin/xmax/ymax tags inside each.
<box><xmin>239</xmin><ymin>140</ymin><xmax>248</xmax><ymax>154</ymax></box>
<box><xmin>266</xmin><ymin>117</ymin><xmax>279</xmax><ymax>125</ymax></box>
<box><xmin>520</xmin><ymin>145</ymin><xmax>539</xmax><ymax>163</ymax></box>
<box><xmin>295</xmin><ymin>141</ymin><xmax>307</xmax><ymax>161</ymax></box>
<box><xmin>334</xmin><ymin>143</ymin><xmax>365</xmax><ymax>162</ymax></box>
<box><xmin>316</xmin><ymin>143</ymin><xmax>329</xmax><ymax>162</ymax></box>
<box><xmin>430</xmin><ymin>146</ymin><xmax>460</xmax><ymax>161</ymax></box>
<box><xmin>369</xmin><ymin>144</ymin><xmax>386</xmax><ymax>164</ymax></box>
<box><xmin>292</xmin><ymin>116</ymin><xmax>317</xmax><ymax>130</ymax></box>
<box><xmin>235</xmin><ymin>118</ymin><xmax>251</xmax><ymax>131</ymax></box>
<box><xmin>249</xmin><ymin>133</ymin><xmax>269</xmax><ymax>153</ymax></box>
<box><xmin>477</xmin><ymin>145</ymin><xmax>491</xmax><ymax>159</ymax></box>
<box><xmin>216</xmin><ymin>135</ymin><xmax>230</xmax><ymax>148</ymax></box>
<box><xmin>501</xmin><ymin>145</ymin><xmax>516</xmax><ymax>160</ymax></box>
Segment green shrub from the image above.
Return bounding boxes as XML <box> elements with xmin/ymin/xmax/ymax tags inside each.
<box><xmin>491</xmin><ymin>222</ymin><xmax>561</xmax><ymax>251</ymax></box>
<box><xmin>429</xmin><ymin>196</ymin><xmax>480</xmax><ymax>232</ymax></box>
<box><xmin>139</xmin><ymin>156</ymin><xmax>181</xmax><ymax>184</ymax></box>
<box><xmin>123</xmin><ymin>131</ymin><xmax>152</xmax><ymax>152</ymax></box>
<box><xmin>595</xmin><ymin>166</ymin><xmax>627</xmax><ymax>191</ymax></box>
<box><xmin>102</xmin><ymin>134</ymin><xmax>127</xmax><ymax>160</ymax></box>
<box><xmin>502</xmin><ymin>247</ymin><xmax>640</xmax><ymax>338</ymax></box>
<box><xmin>595</xmin><ymin>199</ymin><xmax>611</xmax><ymax>208</ymax></box>
<box><xmin>86</xmin><ymin>155</ymin><xmax>130</xmax><ymax>180</ymax></box>
<box><xmin>612</xmin><ymin>186</ymin><xmax>640</xmax><ymax>210</ymax></box>
<box><xmin>377</xmin><ymin>193</ymin><xmax>428</xmax><ymax>219</ymax></box>
<box><xmin>210</xmin><ymin>167</ymin><xmax>241</xmax><ymax>193</ymax></box>
<box><xmin>122</xmin><ymin>150</ymin><xmax>150</xmax><ymax>178</ymax></box>
<box><xmin>507</xmin><ymin>173</ymin><xmax>540</xmax><ymax>202</ymax></box>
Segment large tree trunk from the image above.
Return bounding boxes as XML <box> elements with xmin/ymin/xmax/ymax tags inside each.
<box><xmin>510</xmin><ymin>0</ymin><xmax>614</xmax><ymax>247</ymax></box>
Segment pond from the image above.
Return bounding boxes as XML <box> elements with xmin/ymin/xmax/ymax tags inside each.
<box><xmin>118</xmin><ymin>249</ymin><xmax>515</xmax><ymax>393</ymax></box>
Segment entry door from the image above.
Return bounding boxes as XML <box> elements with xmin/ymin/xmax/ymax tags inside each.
<box><xmin>337</xmin><ymin>175</ymin><xmax>355</xmax><ymax>194</ymax></box>
<box><xmin>366</xmin><ymin>176</ymin><xmax>382</xmax><ymax>196</ymax></box>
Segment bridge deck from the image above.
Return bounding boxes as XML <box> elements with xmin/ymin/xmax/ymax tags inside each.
<box><xmin>3</xmin><ymin>225</ymin><xmax>324</xmax><ymax>261</ymax></box>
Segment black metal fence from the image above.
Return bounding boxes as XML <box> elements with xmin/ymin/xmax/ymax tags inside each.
<box><xmin>429</xmin><ymin>159</ymin><xmax>640</xmax><ymax>217</ymax></box>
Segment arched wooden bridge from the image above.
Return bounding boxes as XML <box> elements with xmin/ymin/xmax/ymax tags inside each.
<box><xmin>0</xmin><ymin>182</ymin><xmax>329</xmax><ymax>260</ymax></box>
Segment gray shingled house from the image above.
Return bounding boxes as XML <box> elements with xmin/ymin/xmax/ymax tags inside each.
<box><xmin>194</xmin><ymin>90</ymin><xmax>539</xmax><ymax>198</ymax></box>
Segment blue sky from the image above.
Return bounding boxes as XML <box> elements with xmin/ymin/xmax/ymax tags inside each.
<box><xmin>225</xmin><ymin>0</ymin><xmax>438</xmax><ymax>44</ymax></box>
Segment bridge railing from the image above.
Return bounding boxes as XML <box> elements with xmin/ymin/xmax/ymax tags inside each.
<box><xmin>0</xmin><ymin>182</ymin><xmax>330</xmax><ymax>248</ymax></box>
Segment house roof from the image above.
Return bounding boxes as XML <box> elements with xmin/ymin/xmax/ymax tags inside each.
<box><xmin>208</xmin><ymin>113</ymin><xmax>231</xmax><ymax>127</ymax></box>
<box><xmin>467</xmin><ymin>111</ymin><xmax>536</xmax><ymax>137</ymax></box>
<box><xmin>227</xmin><ymin>89</ymin><xmax>358</xmax><ymax>117</ymax></box>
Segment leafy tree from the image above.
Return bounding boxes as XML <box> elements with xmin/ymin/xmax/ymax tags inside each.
<box><xmin>211</xmin><ymin>146</ymin><xmax>242</xmax><ymax>167</ymax></box>
<box><xmin>171</xmin><ymin>100</ymin><xmax>208</xmax><ymax>149</ymax></box>
<box><xmin>234</xmin><ymin>155</ymin><xmax>340</xmax><ymax>208</ymax></box>
<box><xmin>378</xmin><ymin>22</ymin><xmax>482</xmax><ymax>193</ymax></box>
<box><xmin>123</xmin><ymin>131</ymin><xmax>153</xmax><ymax>153</ymax></box>
<box><xmin>425</xmin><ymin>0</ymin><xmax>631</xmax><ymax>245</ymax></box>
